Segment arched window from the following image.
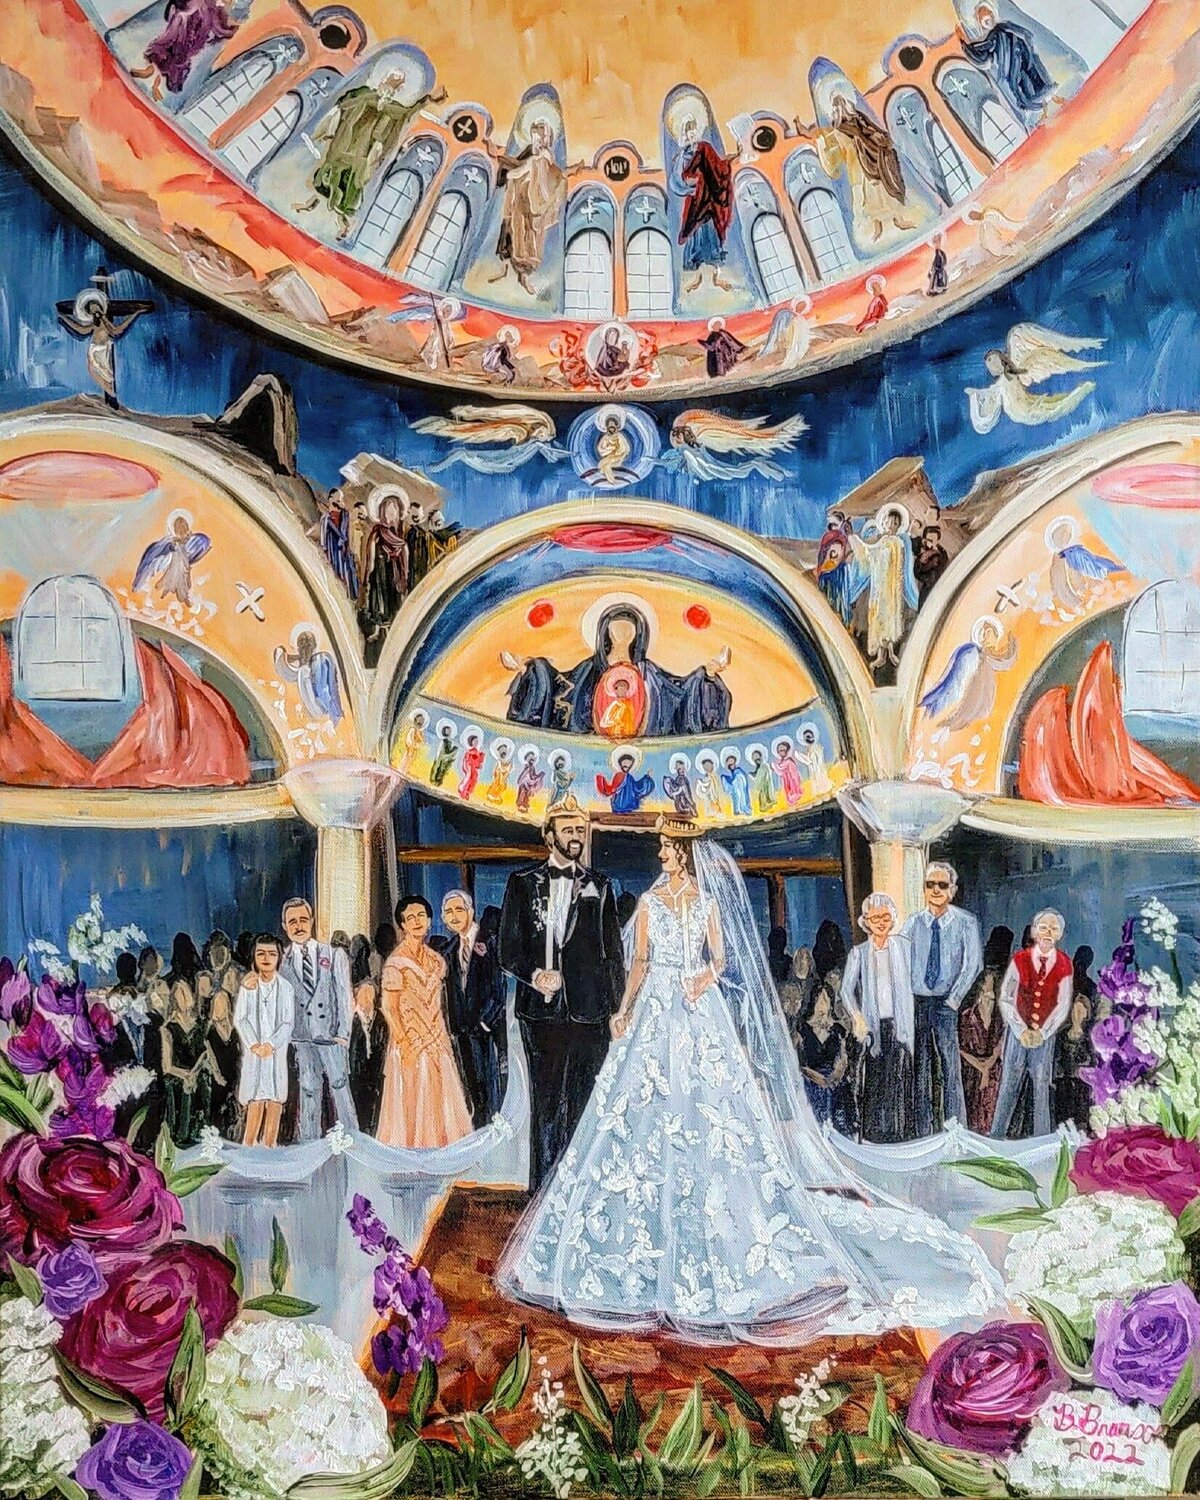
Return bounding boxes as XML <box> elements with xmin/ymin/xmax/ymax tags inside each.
<box><xmin>356</xmin><ymin>167</ymin><xmax>424</xmax><ymax>267</ymax></box>
<box><xmin>180</xmin><ymin>41</ymin><xmax>301</xmax><ymax>140</ymax></box>
<box><xmin>887</xmin><ymin>86</ymin><xmax>977</xmax><ymax>207</ymax></box>
<box><xmin>406</xmin><ymin>190</ymin><xmax>470</xmax><ymax>290</ymax></box>
<box><xmin>1122</xmin><ymin>581</ymin><xmax>1200</xmax><ymax>717</ymax></box>
<box><xmin>563</xmin><ymin>229</ymin><xmax>614</xmax><ymax>320</ymax></box>
<box><xmin>222</xmin><ymin>91</ymin><xmax>302</xmax><ymax>177</ymax></box>
<box><xmin>750</xmin><ymin>213</ymin><xmax>805</xmax><ymax>301</ymax></box>
<box><xmin>797</xmin><ymin>188</ymin><xmax>855</xmax><ymax>280</ymax></box>
<box><xmin>14</xmin><ymin>576</ymin><xmax>127</xmax><ymax>701</ymax></box>
<box><xmin>936</xmin><ymin>64</ymin><xmax>1025</xmax><ymax>163</ymax></box>
<box><xmin>625</xmin><ymin>228</ymin><xmax>673</xmax><ymax>318</ymax></box>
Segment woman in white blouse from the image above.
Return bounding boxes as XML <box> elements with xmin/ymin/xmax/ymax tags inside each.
<box><xmin>234</xmin><ymin>933</ymin><xmax>295</xmax><ymax>1147</ymax></box>
<box><xmin>840</xmin><ymin>892</ymin><xmax>915</xmax><ymax>1143</ymax></box>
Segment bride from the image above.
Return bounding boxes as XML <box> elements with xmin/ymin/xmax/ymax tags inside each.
<box><xmin>496</xmin><ymin>819</ymin><xmax>1003</xmax><ymax>1342</ymax></box>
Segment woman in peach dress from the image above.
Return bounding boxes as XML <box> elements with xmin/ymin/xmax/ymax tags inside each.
<box><xmin>377</xmin><ymin>895</ymin><xmax>474</xmax><ymax>1148</ymax></box>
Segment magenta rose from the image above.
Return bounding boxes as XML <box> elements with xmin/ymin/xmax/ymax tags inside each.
<box><xmin>1070</xmin><ymin>1124</ymin><xmax>1200</xmax><ymax>1218</ymax></box>
<box><xmin>1093</xmin><ymin>1282</ymin><xmax>1200</xmax><ymax>1406</ymax></box>
<box><xmin>60</xmin><ymin>1241</ymin><xmax>239</xmax><ymax>1421</ymax></box>
<box><xmin>907</xmin><ymin>1321</ymin><xmax>1071</xmax><ymax>1457</ymax></box>
<box><xmin>0</xmin><ymin>1133</ymin><xmax>181</xmax><ymax>1271</ymax></box>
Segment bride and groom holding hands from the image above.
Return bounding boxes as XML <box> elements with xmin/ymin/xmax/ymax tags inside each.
<box><xmin>498</xmin><ymin>793</ymin><xmax>1002</xmax><ymax>1343</ymax></box>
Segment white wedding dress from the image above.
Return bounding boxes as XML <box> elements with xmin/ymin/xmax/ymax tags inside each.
<box><xmin>497</xmin><ymin>850</ymin><xmax>1004</xmax><ymax>1343</ymax></box>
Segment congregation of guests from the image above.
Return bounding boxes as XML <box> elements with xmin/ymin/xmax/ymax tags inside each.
<box><xmin>101</xmin><ymin>890</ymin><xmax>507</xmax><ymax>1152</ymax></box>
<box><xmin>772</xmin><ymin>864</ymin><xmax>1098</xmax><ymax>1144</ymax></box>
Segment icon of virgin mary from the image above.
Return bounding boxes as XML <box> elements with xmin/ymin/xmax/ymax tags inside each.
<box><xmin>502</xmin><ymin>602</ymin><xmax>732</xmax><ymax>738</ymax></box>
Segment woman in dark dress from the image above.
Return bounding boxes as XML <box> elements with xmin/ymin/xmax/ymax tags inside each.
<box><xmin>959</xmin><ymin>967</ymin><xmax>1006</xmax><ymax>1134</ymax></box>
<box><xmin>204</xmin><ymin>985</ymin><xmax>241</xmax><ymax>1139</ymax></box>
<box><xmin>161</xmin><ymin>981</ymin><xmax>211</xmax><ymax>1147</ymax></box>
<box><xmin>1054</xmin><ymin>996</ymin><xmax>1095</xmax><ymax>1130</ymax></box>
<box><xmin>347</xmin><ymin>935</ymin><xmax>388</xmax><ymax>1135</ymax></box>
<box><xmin>797</xmin><ymin>989</ymin><xmax>848</xmax><ymax>1127</ymax></box>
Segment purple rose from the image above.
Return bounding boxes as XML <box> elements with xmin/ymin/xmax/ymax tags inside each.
<box><xmin>51</xmin><ymin>1055</ymin><xmax>116</xmax><ymax>1139</ymax></box>
<box><xmin>39</xmin><ymin>1242</ymin><xmax>107</xmax><ymax>1318</ymax></box>
<box><xmin>907</xmin><ymin>1321</ymin><xmax>1070</xmax><ymax>1457</ymax></box>
<box><xmin>7</xmin><ymin>1009</ymin><xmax>67</xmax><ymax>1074</ymax></box>
<box><xmin>0</xmin><ymin>958</ymin><xmax>33</xmax><ymax>1027</ymax></box>
<box><xmin>1070</xmin><ymin>1125</ymin><xmax>1200</xmax><ymax>1218</ymax></box>
<box><xmin>1093</xmin><ymin>1282</ymin><xmax>1200</xmax><ymax>1406</ymax></box>
<box><xmin>75</xmin><ymin>1421</ymin><xmax>193</xmax><ymax>1500</ymax></box>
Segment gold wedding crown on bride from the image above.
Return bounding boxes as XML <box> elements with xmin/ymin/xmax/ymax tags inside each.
<box><xmin>655</xmin><ymin>813</ymin><xmax>702</xmax><ymax>839</ymax></box>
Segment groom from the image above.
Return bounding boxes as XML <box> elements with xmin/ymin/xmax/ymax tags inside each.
<box><xmin>500</xmin><ymin>793</ymin><xmax>625</xmax><ymax>1191</ymax></box>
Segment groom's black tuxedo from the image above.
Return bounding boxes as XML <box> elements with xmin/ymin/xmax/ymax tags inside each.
<box><xmin>500</xmin><ymin>859</ymin><xmax>625</xmax><ymax>1189</ymax></box>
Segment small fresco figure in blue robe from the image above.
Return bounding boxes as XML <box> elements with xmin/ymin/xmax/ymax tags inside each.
<box><xmin>960</xmin><ymin>5</ymin><xmax>1059</xmax><ymax>125</ymax></box>
<box><xmin>597</xmin><ymin>753</ymin><xmax>655</xmax><ymax>815</ymax></box>
<box><xmin>720</xmin><ymin>751</ymin><xmax>753</xmax><ymax>818</ymax></box>
<box><xmin>318</xmin><ymin>488</ymin><xmax>359</xmax><ymax>599</ymax></box>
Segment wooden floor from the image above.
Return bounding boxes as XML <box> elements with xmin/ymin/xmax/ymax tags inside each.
<box><xmin>389</xmin><ymin>1185</ymin><xmax>928</xmax><ymax>1441</ymax></box>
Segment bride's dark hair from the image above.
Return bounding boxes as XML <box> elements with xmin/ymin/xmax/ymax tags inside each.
<box><xmin>661</xmin><ymin>833</ymin><xmax>697</xmax><ymax>877</ymax></box>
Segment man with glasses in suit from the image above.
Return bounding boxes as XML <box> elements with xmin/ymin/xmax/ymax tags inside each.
<box><xmin>277</xmin><ymin>897</ymin><xmax>358</xmax><ymax>1142</ymax></box>
<box><xmin>902</xmin><ymin>861</ymin><xmax>982</xmax><ymax>1137</ymax></box>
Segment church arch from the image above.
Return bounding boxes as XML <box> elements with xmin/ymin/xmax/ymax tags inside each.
<box><xmin>179</xmin><ymin>38</ymin><xmax>304</xmax><ymax>142</ymax></box>
<box><xmin>406</xmin><ymin>189</ymin><xmax>471</xmax><ymax>291</ymax></box>
<box><xmin>885</xmin><ymin>85</ymin><xmax>980</xmax><ymax>206</ymax></box>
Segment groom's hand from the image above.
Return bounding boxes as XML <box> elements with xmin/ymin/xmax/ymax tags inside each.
<box><xmin>532</xmin><ymin>968</ymin><xmax>563</xmax><ymax>995</ymax></box>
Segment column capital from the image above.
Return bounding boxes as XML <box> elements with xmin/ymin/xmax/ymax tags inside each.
<box><xmin>283</xmin><ymin>758</ymin><xmax>403</xmax><ymax>830</ymax></box>
<box><xmin>837</xmin><ymin>779</ymin><xmax>970</xmax><ymax>847</ymax></box>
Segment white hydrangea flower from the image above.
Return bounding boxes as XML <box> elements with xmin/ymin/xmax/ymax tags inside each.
<box><xmin>98</xmin><ymin>1066</ymin><xmax>154</xmax><ymax>1108</ymax></box>
<box><xmin>196</xmin><ymin>1319</ymin><xmax>391</xmax><ymax>1498</ymax></box>
<box><xmin>1004</xmin><ymin>1193</ymin><xmax>1185</xmax><ymax>1332</ymax></box>
<box><xmin>197</xmin><ymin>1126</ymin><xmax>225</xmax><ymax>1164</ymax></box>
<box><xmin>324</xmin><ymin>1121</ymin><xmax>353</xmax><ymax>1156</ymax></box>
<box><xmin>0</xmin><ymin>1297</ymin><xmax>91</xmax><ymax>1499</ymax></box>
<box><xmin>515</xmin><ymin>1359</ymin><xmax>589</xmax><ymax>1499</ymax></box>
<box><xmin>1006</xmin><ymin>1390</ymin><xmax>1170</xmax><ymax>1496</ymax></box>
<box><xmin>776</xmin><ymin>1359</ymin><xmax>834</xmax><ymax>1448</ymax></box>
<box><xmin>1139</xmin><ymin>898</ymin><xmax>1179</xmax><ymax>954</ymax></box>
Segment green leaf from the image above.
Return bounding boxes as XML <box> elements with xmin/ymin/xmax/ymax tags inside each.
<box><xmin>948</xmin><ymin>1156</ymin><xmax>1041</xmax><ymax>1199</ymax></box>
<box><xmin>834</xmin><ymin>1430</ymin><xmax>858</xmax><ymax>1491</ymax></box>
<box><xmin>1178</xmin><ymin>1193</ymin><xmax>1200</xmax><ymax>1242</ymax></box>
<box><xmin>223</xmin><ymin>1235</ymin><xmax>244</xmax><ymax>1299</ymax></box>
<box><xmin>0</xmin><ymin>1048</ymin><xmax>24</xmax><ymax>1091</ymax></box>
<box><xmin>971</xmin><ymin>1208</ymin><xmax>1054</xmax><ymax>1233</ymax></box>
<box><xmin>26</xmin><ymin>1072</ymin><xmax>57</xmax><ymax>1115</ymax></box>
<box><xmin>408</xmin><ymin>1356</ymin><xmax>438</xmax><ymax>1430</ymax></box>
<box><xmin>709</xmin><ymin>1367</ymin><xmax>769</xmax><ymax>1430</ymax></box>
<box><xmin>1171</xmin><ymin>1422</ymin><xmax>1200</xmax><ymax>1496</ymax></box>
<box><xmin>154</xmin><ymin>1125</ymin><xmax>176</xmax><ymax>1180</ymax></box>
<box><xmin>286</xmin><ymin>1438</ymin><xmax>420</xmax><ymax>1498</ymax></box>
<box><xmin>897</xmin><ymin>1425</ymin><xmax>1008</xmax><ymax>1497</ymax></box>
<box><xmin>464</xmin><ymin>1412</ymin><xmax>515</xmax><ymax>1459</ymax></box>
<box><xmin>53</xmin><ymin>1348</ymin><xmax>144</xmax><ymax>1425</ymax></box>
<box><xmin>613</xmin><ymin>1373</ymin><xmax>642</xmax><ymax>1459</ymax></box>
<box><xmin>179</xmin><ymin>1454</ymin><xmax>204</xmax><ymax>1500</ymax></box>
<box><xmin>241</xmin><ymin>1292</ymin><xmax>319</xmax><ymax>1317</ymax></box>
<box><xmin>1162</xmin><ymin>1354</ymin><xmax>1198</xmax><ymax>1430</ymax></box>
<box><xmin>125</xmin><ymin>1102</ymin><xmax>150</xmax><ymax>1146</ymax></box>
<box><xmin>697</xmin><ymin>1458</ymin><xmax>723</xmax><ymax>1497</ymax></box>
<box><xmin>640</xmin><ymin>1391</ymin><xmax>666</xmax><ymax>1446</ymax></box>
<box><xmin>0</xmin><ymin>1078</ymin><xmax>48</xmax><ymax>1134</ymax></box>
<box><xmin>887</xmin><ymin>1461</ymin><xmax>943</xmax><ymax>1496</ymax></box>
<box><xmin>1049</xmin><ymin>1137</ymin><xmax>1072</xmax><ymax>1208</ymax></box>
<box><xmin>167</xmin><ymin>1163</ymin><xmax>223</xmax><ymax>1198</ymax></box>
<box><xmin>52</xmin><ymin>1479</ymin><xmax>89</xmax><ymax>1500</ymax></box>
<box><xmin>868</xmin><ymin>1373</ymin><xmax>893</xmax><ymax>1450</ymax></box>
<box><xmin>165</xmin><ymin>1303</ymin><xmax>206</xmax><ymax>1430</ymax></box>
<box><xmin>659</xmin><ymin>1382</ymin><xmax>706</xmax><ymax>1472</ymax></box>
<box><xmin>573</xmin><ymin>1340</ymin><xmax>613</xmax><ymax>1429</ymax></box>
<box><xmin>7</xmin><ymin>1254</ymin><xmax>42</xmax><ymax>1306</ymax></box>
<box><xmin>486</xmin><ymin>1325</ymin><xmax>530</xmax><ymax>1413</ymax></box>
<box><xmin>270</xmin><ymin>1216</ymin><xmax>290</xmax><ymax>1293</ymax></box>
<box><xmin>1022</xmin><ymin>1294</ymin><xmax>1092</xmax><ymax>1375</ymax></box>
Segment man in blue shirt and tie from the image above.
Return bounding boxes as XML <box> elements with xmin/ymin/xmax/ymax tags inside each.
<box><xmin>902</xmin><ymin>861</ymin><xmax>982</xmax><ymax>1137</ymax></box>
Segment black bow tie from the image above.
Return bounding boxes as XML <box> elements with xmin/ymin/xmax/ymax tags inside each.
<box><xmin>548</xmin><ymin>866</ymin><xmax>579</xmax><ymax>881</ymax></box>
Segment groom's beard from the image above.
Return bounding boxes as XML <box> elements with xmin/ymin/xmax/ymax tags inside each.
<box><xmin>549</xmin><ymin>836</ymin><xmax>584</xmax><ymax>864</ymax></box>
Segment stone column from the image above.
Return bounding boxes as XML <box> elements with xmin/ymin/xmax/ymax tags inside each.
<box><xmin>837</xmin><ymin>781</ymin><xmax>971</xmax><ymax>920</ymax></box>
<box><xmin>283</xmin><ymin>759</ymin><xmax>405</xmax><ymax>940</ymax></box>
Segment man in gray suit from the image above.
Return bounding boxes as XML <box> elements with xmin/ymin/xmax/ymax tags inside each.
<box><xmin>278</xmin><ymin>897</ymin><xmax>358</xmax><ymax>1141</ymax></box>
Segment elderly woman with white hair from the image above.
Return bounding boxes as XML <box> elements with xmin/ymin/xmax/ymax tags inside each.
<box><xmin>839</xmin><ymin>893</ymin><xmax>916</xmax><ymax>1142</ymax></box>
<box><xmin>991</xmin><ymin>908</ymin><xmax>1073</xmax><ymax>1139</ymax></box>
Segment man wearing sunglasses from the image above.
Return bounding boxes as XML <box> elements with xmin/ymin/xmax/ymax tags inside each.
<box><xmin>901</xmin><ymin>861</ymin><xmax>982</xmax><ymax>1137</ymax></box>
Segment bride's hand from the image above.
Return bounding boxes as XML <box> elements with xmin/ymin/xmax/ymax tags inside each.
<box><xmin>610</xmin><ymin>1009</ymin><xmax>630</xmax><ymax>1040</ymax></box>
<box><xmin>682</xmin><ymin>971</ymin><xmax>709</xmax><ymax>1006</ymax></box>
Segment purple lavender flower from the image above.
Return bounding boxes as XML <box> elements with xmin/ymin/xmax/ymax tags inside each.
<box><xmin>39</xmin><ymin>1242</ymin><xmax>108</xmax><ymax>1318</ymax></box>
<box><xmin>74</xmin><ymin>1420</ymin><xmax>193</xmax><ymax>1500</ymax></box>
<box><xmin>36</xmin><ymin>974</ymin><xmax>85</xmax><ymax>1017</ymax></box>
<box><xmin>51</xmin><ymin>1056</ymin><xmax>116</xmax><ymax>1139</ymax></box>
<box><xmin>1084</xmin><ymin>922</ymin><xmax>1162</xmax><ymax>1109</ymax></box>
<box><xmin>7</xmin><ymin>1010</ymin><xmax>66</xmax><ymax>1074</ymax></box>
<box><xmin>348</xmin><ymin>1195</ymin><xmax>448</xmax><ymax>1376</ymax></box>
<box><xmin>0</xmin><ymin>958</ymin><xmax>33</xmax><ymax>1027</ymax></box>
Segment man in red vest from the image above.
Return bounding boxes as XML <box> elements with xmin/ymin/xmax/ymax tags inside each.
<box><xmin>991</xmin><ymin>909</ymin><xmax>1073</xmax><ymax>1138</ymax></box>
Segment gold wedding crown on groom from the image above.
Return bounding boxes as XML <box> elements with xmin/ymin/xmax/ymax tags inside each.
<box><xmin>545</xmin><ymin>791</ymin><xmax>588</xmax><ymax>822</ymax></box>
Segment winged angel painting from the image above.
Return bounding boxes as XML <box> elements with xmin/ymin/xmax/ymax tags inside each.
<box><xmin>3</xmin><ymin>2</ymin><xmax>1200</xmax><ymax>1499</ymax></box>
